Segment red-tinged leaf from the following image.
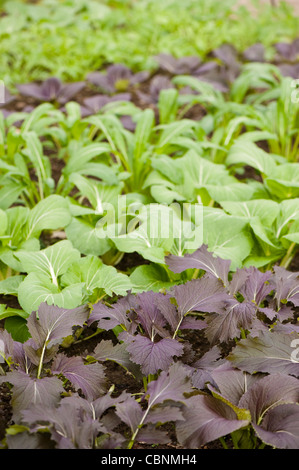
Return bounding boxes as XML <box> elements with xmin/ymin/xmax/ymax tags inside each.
<box><xmin>205</xmin><ymin>300</ymin><xmax>257</xmax><ymax>344</ymax></box>
<box><xmin>126</xmin><ymin>336</ymin><xmax>184</xmax><ymax>375</ymax></box>
<box><xmin>252</xmin><ymin>404</ymin><xmax>299</xmax><ymax>449</ymax></box>
<box><xmin>166</xmin><ymin>244</ymin><xmax>231</xmax><ymax>285</ymax></box>
<box><xmin>51</xmin><ymin>353</ymin><xmax>106</xmax><ymax>399</ymax></box>
<box><xmin>27</xmin><ymin>303</ymin><xmax>89</xmax><ymax>349</ymax></box>
<box><xmin>137</xmin><ymin>425</ymin><xmax>170</xmax><ymax>445</ymax></box>
<box><xmin>115</xmin><ymin>396</ymin><xmax>143</xmax><ymax>433</ymax></box>
<box><xmin>88</xmin><ymin>295</ymin><xmax>138</xmax><ymax>332</ymax></box>
<box><xmin>238</xmin><ymin>374</ymin><xmax>299</xmax><ymax>424</ymax></box>
<box><xmin>0</xmin><ymin>371</ymin><xmax>64</xmax><ymax>421</ymax></box>
<box><xmin>173</xmin><ymin>277</ymin><xmax>229</xmax><ymax>316</ymax></box>
<box><xmin>92</xmin><ymin>339</ymin><xmax>142</xmax><ymax>379</ymax></box>
<box><xmin>146</xmin><ymin>362</ymin><xmax>193</xmax><ymax>407</ymax></box>
<box><xmin>176</xmin><ymin>394</ymin><xmax>249</xmax><ymax>448</ymax></box>
<box><xmin>227</xmin><ymin>330</ymin><xmax>299</xmax><ymax>376</ymax></box>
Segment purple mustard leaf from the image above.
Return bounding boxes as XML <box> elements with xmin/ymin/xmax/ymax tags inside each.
<box><xmin>129</xmin><ymin>70</ymin><xmax>150</xmax><ymax>85</ymax></box>
<box><xmin>57</xmin><ymin>81</ymin><xmax>85</xmax><ymax>104</ymax></box>
<box><xmin>239</xmin><ymin>373</ymin><xmax>299</xmax><ymax>425</ymax></box>
<box><xmin>180</xmin><ymin>317</ymin><xmax>207</xmax><ymax>330</ymax></box>
<box><xmin>238</xmin><ymin>266</ymin><xmax>273</xmax><ymax>305</ymax></box>
<box><xmin>22</xmin><ymin>401</ymin><xmax>104</xmax><ymax>449</ymax></box>
<box><xmin>135</xmin><ymin>291</ymin><xmax>168</xmax><ymax>338</ymax></box>
<box><xmin>51</xmin><ymin>353</ymin><xmax>106</xmax><ymax>399</ymax></box>
<box><xmin>6</xmin><ymin>432</ymin><xmax>53</xmax><ymax>449</ymax></box>
<box><xmin>27</xmin><ymin>303</ymin><xmax>89</xmax><ymax>349</ymax></box>
<box><xmin>257</xmin><ymin>306</ymin><xmax>277</xmax><ymax>321</ymax></box>
<box><xmin>0</xmin><ymin>370</ymin><xmax>64</xmax><ymax>421</ymax></box>
<box><xmin>146</xmin><ymin>362</ymin><xmax>193</xmax><ymax>407</ymax></box>
<box><xmin>61</xmin><ymin>390</ymin><xmax>129</xmax><ymax>423</ymax></box>
<box><xmin>212</xmin><ymin>44</ymin><xmax>239</xmax><ymax>66</ymax></box>
<box><xmin>252</xmin><ymin>403</ymin><xmax>299</xmax><ymax>449</ymax></box>
<box><xmin>176</xmin><ymin>394</ymin><xmax>249</xmax><ymax>448</ymax></box>
<box><xmin>126</xmin><ymin>335</ymin><xmax>184</xmax><ymax>375</ymax></box>
<box><xmin>88</xmin><ymin>295</ymin><xmax>138</xmax><ymax>332</ymax></box>
<box><xmin>83</xmin><ymin>92</ymin><xmax>131</xmax><ymax>114</ymax></box>
<box><xmin>227</xmin><ymin>330</ymin><xmax>299</xmax><ymax>376</ymax></box>
<box><xmin>23</xmin><ymin>337</ymin><xmax>58</xmax><ymax>367</ymax></box>
<box><xmin>172</xmin><ymin>276</ymin><xmax>230</xmax><ymax>316</ymax></box>
<box><xmin>193</xmin><ymin>61</ymin><xmax>219</xmax><ymax>75</ymax></box>
<box><xmin>17</xmin><ymin>82</ymin><xmax>50</xmax><ymax>101</ymax></box>
<box><xmin>278</xmin><ymin>63</ymin><xmax>299</xmax><ymax>79</ymax></box>
<box><xmin>87</xmin><ymin>72</ymin><xmax>113</xmax><ymax>93</ymax></box>
<box><xmin>275</xmin><ymin>38</ymin><xmax>299</xmax><ymax>61</ymax></box>
<box><xmin>144</xmin><ymin>403</ymin><xmax>184</xmax><ymax>424</ymax></box>
<box><xmin>229</xmin><ymin>267</ymin><xmax>251</xmax><ymax>296</ymax></box>
<box><xmin>242</xmin><ymin>43</ymin><xmax>265</xmax><ymax>62</ymax></box>
<box><xmin>135</xmin><ymin>425</ymin><xmax>170</xmax><ymax>445</ymax></box>
<box><xmin>191</xmin><ymin>346</ymin><xmax>226</xmax><ymax>390</ymax></box>
<box><xmin>204</xmin><ymin>300</ymin><xmax>257</xmax><ymax>344</ymax></box>
<box><xmin>272</xmin><ymin>323</ymin><xmax>299</xmax><ymax>334</ymax></box>
<box><xmin>119</xmin><ymin>115</ymin><xmax>136</xmax><ymax>131</ymax></box>
<box><xmin>40</xmin><ymin>77</ymin><xmax>62</xmax><ymax>100</ymax></box>
<box><xmin>91</xmin><ymin>339</ymin><xmax>142</xmax><ymax>379</ymax></box>
<box><xmin>154</xmin><ymin>53</ymin><xmax>201</xmax><ymax>75</ymax></box>
<box><xmin>271</xmin><ymin>266</ymin><xmax>299</xmax><ymax>307</ymax></box>
<box><xmin>166</xmin><ymin>244</ymin><xmax>231</xmax><ymax>285</ymax></box>
<box><xmin>210</xmin><ymin>365</ymin><xmax>263</xmax><ymax>407</ymax></box>
<box><xmin>107</xmin><ymin>64</ymin><xmax>132</xmax><ymax>87</ymax></box>
<box><xmin>149</xmin><ymin>74</ymin><xmax>174</xmax><ymax>102</ymax></box>
<box><xmin>115</xmin><ymin>395</ymin><xmax>143</xmax><ymax>433</ymax></box>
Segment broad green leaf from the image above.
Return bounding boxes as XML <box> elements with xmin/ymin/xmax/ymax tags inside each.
<box><xmin>265</xmin><ymin>164</ymin><xmax>299</xmax><ymax>199</ymax></box>
<box><xmin>18</xmin><ymin>272</ymin><xmax>84</xmax><ymax>313</ymax></box>
<box><xmin>226</xmin><ymin>142</ymin><xmax>277</xmax><ymax>176</ymax></box>
<box><xmin>5</xmin><ymin>316</ymin><xmax>30</xmax><ymax>343</ymax></box>
<box><xmin>130</xmin><ymin>264</ymin><xmax>175</xmax><ymax>293</ymax></box>
<box><xmin>65</xmin><ymin>217</ymin><xmax>111</xmax><ymax>256</ymax></box>
<box><xmin>0</xmin><ymin>209</ymin><xmax>7</xmax><ymax>236</ymax></box>
<box><xmin>0</xmin><ymin>275</ymin><xmax>25</xmax><ymax>295</ymax></box>
<box><xmin>16</xmin><ymin>240</ymin><xmax>81</xmax><ymax>285</ymax></box>
<box><xmin>61</xmin><ymin>255</ymin><xmax>131</xmax><ymax>297</ymax></box>
<box><xmin>25</xmin><ymin>195</ymin><xmax>72</xmax><ymax>239</ymax></box>
<box><xmin>202</xmin><ymin>208</ymin><xmax>253</xmax><ymax>269</ymax></box>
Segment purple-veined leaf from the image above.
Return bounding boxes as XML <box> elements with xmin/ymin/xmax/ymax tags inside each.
<box><xmin>191</xmin><ymin>346</ymin><xmax>226</xmax><ymax>390</ymax></box>
<box><xmin>205</xmin><ymin>300</ymin><xmax>257</xmax><ymax>344</ymax></box>
<box><xmin>173</xmin><ymin>277</ymin><xmax>229</xmax><ymax>316</ymax></box>
<box><xmin>136</xmin><ymin>425</ymin><xmax>170</xmax><ymax>445</ymax></box>
<box><xmin>0</xmin><ymin>371</ymin><xmax>64</xmax><ymax>421</ymax></box>
<box><xmin>271</xmin><ymin>266</ymin><xmax>299</xmax><ymax>307</ymax></box>
<box><xmin>252</xmin><ymin>404</ymin><xmax>299</xmax><ymax>449</ymax></box>
<box><xmin>91</xmin><ymin>339</ymin><xmax>142</xmax><ymax>379</ymax></box>
<box><xmin>146</xmin><ymin>362</ymin><xmax>193</xmax><ymax>407</ymax></box>
<box><xmin>176</xmin><ymin>394</ymin><xmax>249</xmax><ymax>448</ymax></box>
<box><xmin>153</xmin><ymin>53</ymin><xmax>201</xmax><ymax>75</ymax></box>
<box><xmin>238</xmin><ymin>266</ymin><xmax>272</xmax><ymax>305</ymax></box>
<box><xmin>88</xmin><ymin>295</ymin><xmax>138</xmax><ymax>332</ymax></box>
<box><xmin>126</xmin><ymin>336</ymin><xmax>184</xmax><ymax>375</ymax></box>
<box><xmin>115</xmin><ymin>395</ymin><xmax>143</xmax><ymax>433</ymax></box>
<box><xmin>22</xmin><ymin>401</ymin><xmax>104</xmax><ymax>449</ymax></box>
<box><xmin>210</xmin><ymin>365</ymin><xmax>263</xmax><ymax>407</ymax></box>
<box><xmin>239</xmin><ymin>374</ymin><xmax>299</xmax><ymax>425</ymax></box>
<box><xmin>135</xmin><ymin>291</ymin><xmax>168</xmax><ymax>338</ymax></box>
<box><xmin>242</xmin><ymin>43</ymin><xmax>265</xmax><ymax>62</ymax></box>
<box><xmin>27</xmin><ymin>303</ymin><xmax>89</xmax><ymax>349</ymax></box>
<box><xmin>227</xmin><ymin>330</ymin><xmax>299</xmax><ymax>376</ymax></box>
<box><xmin>166</xmin><ymin>244</ymin><xmax>231</xmax><ymax>285</ymax></box>
<box><xmin>275</xmin><ymin>39</ymin><xmax>299</xmax><ymax>61</ymax></box>
<box><xmin>51</xmin><ymin>353</ymin><xmax>106</xmax><ymax>399</ymax></box>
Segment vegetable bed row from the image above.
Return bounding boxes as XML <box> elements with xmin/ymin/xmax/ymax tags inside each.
<box><xmin>0</xmin><ymin>31</ymin><xmax>298</xmax><ymax>449</ymax></box>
